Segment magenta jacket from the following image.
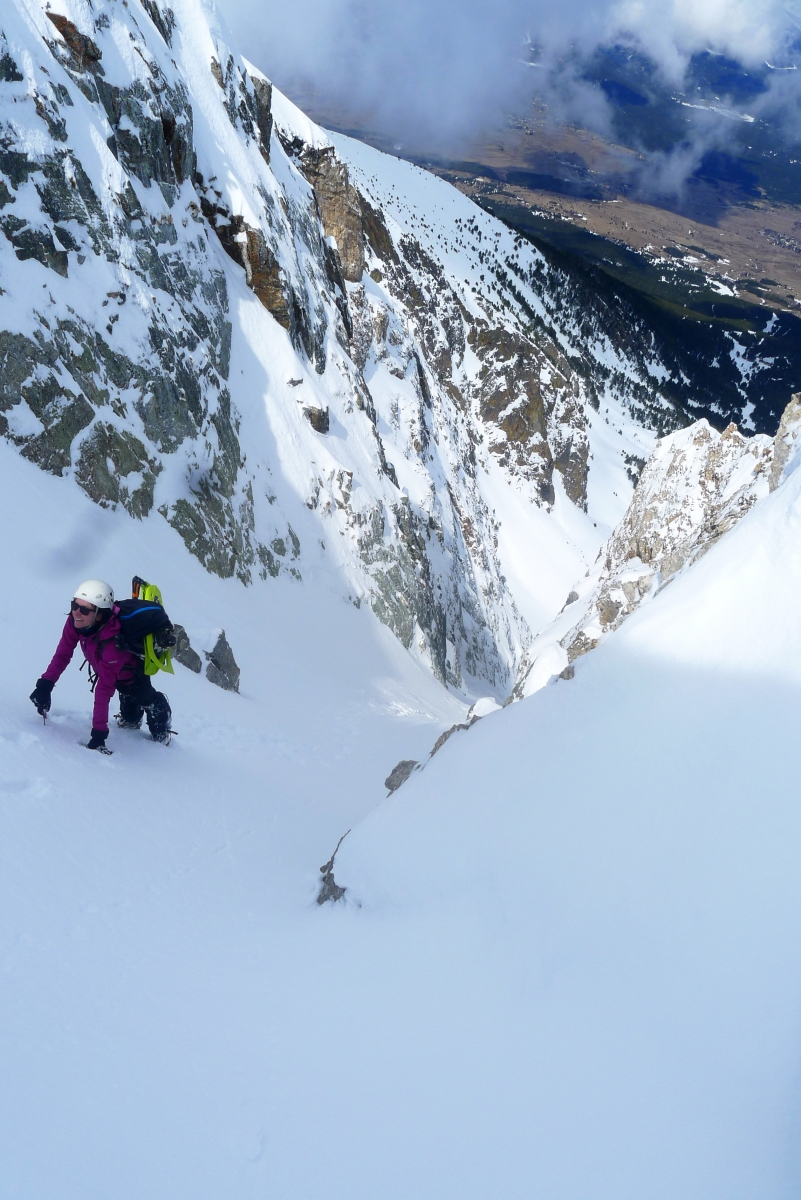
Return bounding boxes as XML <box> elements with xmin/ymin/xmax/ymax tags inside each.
<box><xmin>42</xmin><ymin>608</ymin><xmax>140</xmax><ymax>732</ymax></box>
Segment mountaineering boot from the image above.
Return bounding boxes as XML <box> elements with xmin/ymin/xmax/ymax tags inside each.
<box><xmin>118</xmin><ymin>689</ymin><xmax>145</xmax><ymax>728</ymax></box>
<box><xmin>115</xmin><ymin>713</ymin><xmax>142</xmax><ymax>730</ymax></box>
<box><xmin>145</xmin><ymin>692</ymin><xmax>172</xmax><ymax>744</ymax></box>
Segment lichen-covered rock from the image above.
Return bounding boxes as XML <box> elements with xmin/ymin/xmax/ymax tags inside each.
<box><xmin>75</xmin><ymin>422</ymin><xmax>159</xmax><ymax>518</ymax></box>
<box><xmin>0</xmin><ymin>17</ymin><xmax>306</xmax><ymax>586</ymax></box>
<box><xmin>205</xmin><ymin>630</ymin><xmax>240</xmax><ymax>692</ymax></box>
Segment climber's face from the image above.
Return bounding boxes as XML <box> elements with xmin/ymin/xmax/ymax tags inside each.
<box><xmin>71</xmin><ymin>599</ymin><xmax>98</xmax><ymax>630</ymax></box>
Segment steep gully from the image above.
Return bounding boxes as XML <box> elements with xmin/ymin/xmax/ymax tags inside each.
<box><xmin>0</xmin><ymin>0</ymin><xmax>790</xmax><ymax>707</ymax></box>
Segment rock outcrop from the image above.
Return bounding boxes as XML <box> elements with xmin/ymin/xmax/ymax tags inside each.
<box><xmin>299</xmin><ymin>146</ymin><xmax>365</xmax><ymax>283</ymax></box>
<box><xmin>172</xmin><ymin>625</ymin><xmax>202</xmax><ymax>673</ymax></box>
<box><xmin>205</xmin><ymin>631</ymin><xmax>241</xmax><ymax>692</ymax></box>
<box><xmin>515</xmin><ymin>414</ymin><xmax>778</xmax><ymax>696</ymax></box>
<box><xmin>316</xmin><ymin>831</ymin><xmax>350</xmax><ymax>905</ymax></box>
<box><xmin>769</xmin><ymin>392</ymin><xmax>801</xmax><ymax>492</ymax></box>
<box><xmin>562</xmin><ymin>419</ymin><xmax>773</xmax><ymax>660</ymax></box>
<box><xmin>384</xmin><ymin>760</ymin><xmax>419</xmax><ymax>795</ymax></box>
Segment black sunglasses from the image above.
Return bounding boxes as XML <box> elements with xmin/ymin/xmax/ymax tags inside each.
<box><xmin>71</xmin><ymin>600</ymin><xmax>97</xmax><ymax>615</ymax></box>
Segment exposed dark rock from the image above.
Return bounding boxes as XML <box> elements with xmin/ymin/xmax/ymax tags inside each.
<box><xmin>172</xmin><ymin>625</ymin><xmax>202</xmax><ymax>673</ymax></box>
<box><xmin>317</xmin><ymin>831</ymin><xmax>350</xmax><ymax>905</ymax></box>
<box><xmin>53</xmin><ymin>224</ymin><xmax>79</xmax><ymax>251</ymax></box>
<box><xmin>348</xmin><ymin>285</ymin><xmax>375</xmax><ymax>370</ymax></box>
<box><xmin>303</xmin><ymin>405</ymin><xmax>329</xmax><ymax>434</ymax></box>
<box><xmin>75</xmin><ymin>422</ymin><xmax>160</xmax><ymax>518</ymax></box>
<box><xmin>358</xmin><ymin>500</ymin><xmax>454</xmax><ymax>686</ymax></box>
<box><xmin>384</xmin><ymin>759</ymin><xmax>419</xmax><ymax>794</ymax></box>
<box><xmin>96</xmin><ymin>75</ymin><xmax>194</xmax><ymax>189</ymax></box>
<box><xmin>0</xmin><ymin>52</ymin><xmax>23</xmax><ymax>83</ymax></box>
<box><xmin>23</xmin><ymin>394</ymin><xmax>93</xmax><ymax>474</ymax></box>
<box><xmin>250</xmin><ymin>76</ymin><xmax>272</xmax><ymax>162</ymax></box>
<box><xmin>209</xmin><ymin>207</ymin><xmax>293</xmax><ymax>330</ymax></box>
<box><xmin>559</xmin><ymin>664</ymin><xmax>575</xmax><ymax>680</ymax></box>
<box><xmin>205</xmin><ymin>630</ymin><xmax>240</xmax><ymax>692</ymax></box>
<box><xmin>141</xmin><ymin>1</ymin><xmax>176</xmax><ymax>46</ymax></box>
<box><xmin>168</xmin><ymin>478</ymin><xmax>259</xmax><ymax>584</ymax></box>
<box><xmin>45</xmin><ymin>14</ymin><xmax>102</xmax><ymax>71</ymax></box>
<box><xmin>0</xmin><ymin>216</ymin><xmax>68</xmax><ymax>275</ymax></box>
<box><xmin>0</xmin><ymin>10</ymin><xmax>310</xmax><ymax>600</ymax></box>
<box><xmin>358</xmin><ymin>192</ymin><xmax>399</xmax><ymax>265</ymax></box>
<box><xmin>430</xmin><ymin>715</ymin><xmax>480</xmax><ymax>756</ymax></box>
<box><xmin>0</xmin><ymin>331</ymin><xmax>49</xmax><ymax>426</ymax></box>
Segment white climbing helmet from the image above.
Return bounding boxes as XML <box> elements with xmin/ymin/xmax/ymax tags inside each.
<box><xmin>73</xmin><ymin>579</ymin><xmax>114</xmax><ymax>609</ymax></box>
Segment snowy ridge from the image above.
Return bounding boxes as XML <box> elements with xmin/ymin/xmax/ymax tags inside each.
<box><xmin>326</xmin><ymin>441</ymin><xmax>801</xmax><ymax>1198</ymax></box>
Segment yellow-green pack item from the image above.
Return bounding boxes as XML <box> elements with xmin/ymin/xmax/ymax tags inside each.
<box><xmin>116</xmin><ymin>577</ymin><xmax>175</xmax><ymax>676</ymax></box>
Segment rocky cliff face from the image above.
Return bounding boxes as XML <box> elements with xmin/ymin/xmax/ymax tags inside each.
<box><xmin>0</xmin><ymin>3</ymin><xmax>267</xmax><ymax>582</ymax></box>
<box><xmin>0</xmin><ymin>0</ymin><xmax>687</xmax><ymax>696</ymax></box>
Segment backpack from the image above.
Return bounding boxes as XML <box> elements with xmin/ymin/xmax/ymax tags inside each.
<box><xmin>116</xmin><ymin>576</ymin><xmax>175</xmax><ymax>676</ymax></box>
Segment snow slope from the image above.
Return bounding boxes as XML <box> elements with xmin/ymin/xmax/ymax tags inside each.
<box><xmin>4</xmin><ymin>381</ymin><xmax>801</xmax><ymax>1199</ymax></box>
<box><xmin>0</xmin><ymin>438</ymin><xmax>469</xmax><ymax>1198</ymax></box>
<box><xmin>326</xmin><ymin>438</ymin><xmax>801</xmax><ymax>1198</ymax></box>
<box><xmin>3</xmin><ymin>1</ymin><xmax>800</xmax><ymax>1196</ymax></box>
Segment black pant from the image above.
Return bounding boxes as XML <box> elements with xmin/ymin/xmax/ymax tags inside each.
<box><xmin>118</xmin><ymin>670</ymin><xmax>171</xmax><ymax>735</ymax></box>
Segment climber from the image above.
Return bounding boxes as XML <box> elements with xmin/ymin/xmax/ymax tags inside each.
<box><xmin>29</xmin><ymin>579</ymin><xmax>172</xmax><ymax>752</ymax></box>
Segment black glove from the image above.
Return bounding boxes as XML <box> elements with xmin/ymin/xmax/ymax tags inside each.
<box><xmin>86</xmin><ymin>728</ymin><xmax>109</xmax><ymax>751</ymax></box>
<box><xmin>30</xmin><ymin>677</ymin><xmax>54</xmax><ymax>715</ymax></box>
<box><xmin>154</xmin><ymin>628</ymin><xmax>177</xmax><ymax>652</ymax></box>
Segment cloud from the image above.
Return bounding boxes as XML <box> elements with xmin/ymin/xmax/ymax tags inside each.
<box><xmin>612</xmin><ymin>0</ymin><xmax>793</xmax><ymax>73</ymax></box>
<box><xmin>215</xmin><ymin>0</ymin><xmax>801</xmax><ymax>174</ymax></box>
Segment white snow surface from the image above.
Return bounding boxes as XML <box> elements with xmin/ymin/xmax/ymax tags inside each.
<box><xmin>333</xmin><ymin>443</ymin><xmax>801</xmax><ymax>1199</ymax></box>
<box><xmin>5</xmin><ymin>384</ymin><xmax>801</xmax><ymax>1198</ymax></box>
<box><xmin>2</xmin><ymin>0</ymin><xmax>800</xmax><ymax>1195</ymax></box>
<box><xmin>0</xmin><ymin>438</ymin><xmax>468</xmax><ymax>1197</ymax></box>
